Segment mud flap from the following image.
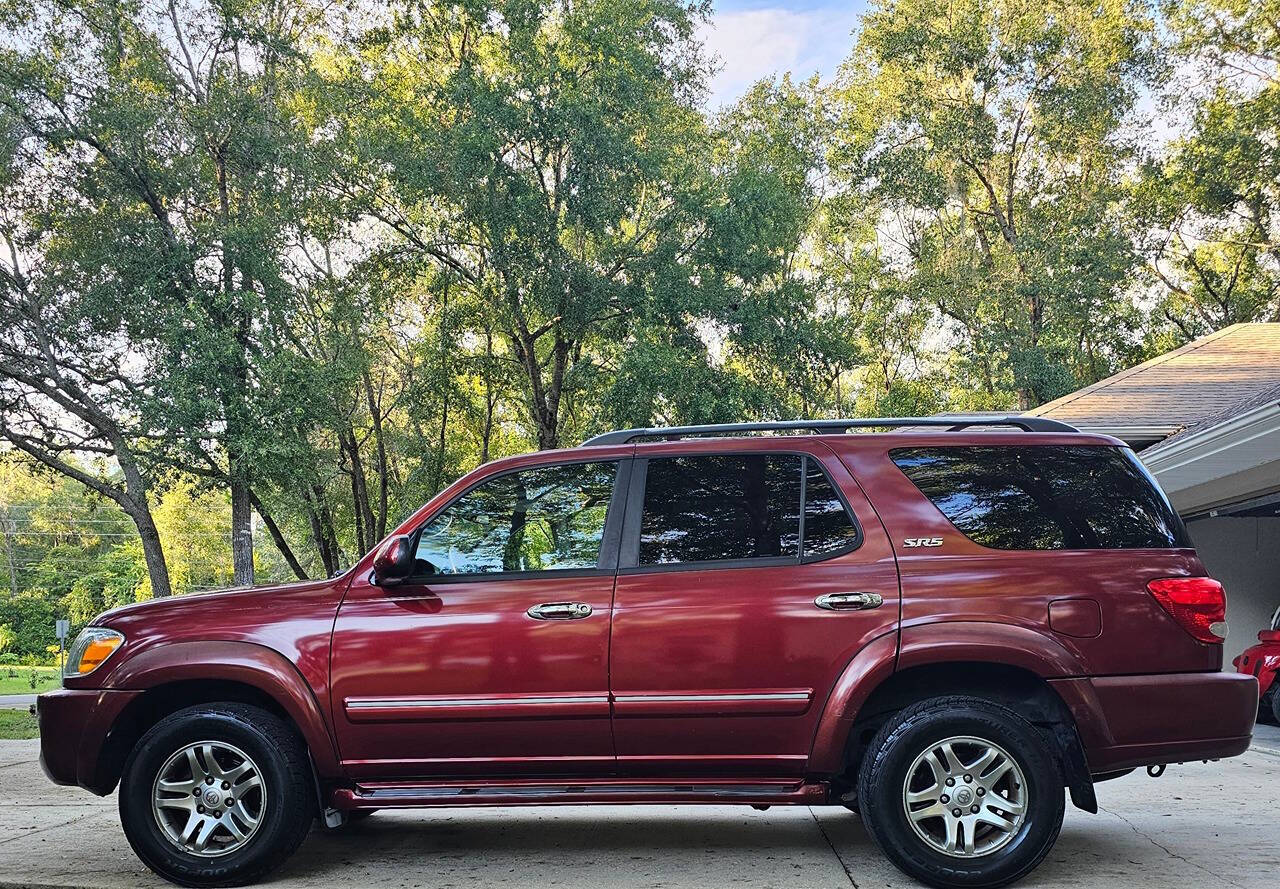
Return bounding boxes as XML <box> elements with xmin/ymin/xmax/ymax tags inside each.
<box><xmin>1049</xmin><ymin>722</ymin><xmax>1097</xmax><ymax>814</ymax></box>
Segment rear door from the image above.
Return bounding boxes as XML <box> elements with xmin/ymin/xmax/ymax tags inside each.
<box><xmin>607</xmin><ymin>441</ymin><xmax>900</xmax><ymax>778</ymax></box>
<box><xmin>330</xmin><ymin>457</ymin><xmax>629</xmax><ymax>780</ymax></box>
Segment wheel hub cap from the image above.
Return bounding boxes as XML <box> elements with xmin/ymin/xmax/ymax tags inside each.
<box><xmin>901</xmin><ymin>735</ymin><xmax>1028</xmax><ymax>858</ymax></box>
<box><xmin>151</xmin><ymin>741</ymin><xmax>266</xmax><ymax>857</ymax></box>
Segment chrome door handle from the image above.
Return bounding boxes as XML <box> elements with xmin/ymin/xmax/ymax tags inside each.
<box><xmin>527</xmin><ymin>602</ymin><xmax>593</xmax><ymax>620</ymax></box>
<box><xmin>814</xmin><ymin>592</ymin><xmax>884</xmax><ymax>611</ymax></box>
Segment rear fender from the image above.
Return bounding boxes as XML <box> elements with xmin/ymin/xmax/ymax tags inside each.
<box><xmin>897</xmin><ymin>621</ymin><xmax>1087</xmax><ymax>678</ymax></box>
<box><xmin>808</xmin><ymin>632</ymin><xmax>898</xmax><ymax>772</ymax></box>
<box><xmin>104</xmin><ymin>640</ymin><xmax>341</xmax><ymax>777</ymax></box>
<box><xmin>809</xmin><ymin>622</ymin><xmax>1096</xmax><ymax>806</ymax></box>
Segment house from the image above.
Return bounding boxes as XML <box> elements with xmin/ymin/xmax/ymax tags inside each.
<box><xmin>1027</xmin><ymin>323</ymin><xmax>1280</xmax><ymax>660</ymax></box>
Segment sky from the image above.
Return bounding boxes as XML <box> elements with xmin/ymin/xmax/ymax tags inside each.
<box><xmin>699</xmin><ymin>1</ymin><xmax>869</xmax><ymax>108</ymax></box>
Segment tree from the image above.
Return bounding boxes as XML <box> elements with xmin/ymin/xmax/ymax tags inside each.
<box><xmin>1139</xmin><ymin>0</ymin><xmax>1280</xmax><ymax>343</ymax></box>
<box><xmin>321</xmin><ymin>0</ymin><xmax>733</xmax><ymax>449</ymax></box>
<box><xmin>0</xmin><ymin>0</ymin><xmax>337</xmax><ymax>585</ymax></box>
<box><xmin>0</xmin><ymin>203</ymin><xmax>174</xmax><ymax>597</ymax></box>
<box><xmin>828</xmin><ymin>0</ymin><xmax>1159</xmax><ymax>408</ymax></box>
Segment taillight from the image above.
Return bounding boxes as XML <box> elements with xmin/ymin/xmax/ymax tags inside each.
<box><xmin>1146</xmin><ymin>577</ymin><xmax>1227</xmax><ymax>644</ymax></box>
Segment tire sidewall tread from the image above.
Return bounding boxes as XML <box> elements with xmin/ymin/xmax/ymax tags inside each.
<box><xmin>118</xmin><ymin>703</ymin><xmax>314</xmax><ymax>888</ymax></box>
<box><xmin>857</xmin><ymin>695</ymin><xmax>1065</xmax><ymax>889</ymax></box>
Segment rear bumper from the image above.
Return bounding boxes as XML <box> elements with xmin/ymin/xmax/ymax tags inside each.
<box><xmin>37</xmin><ymin>688</ymin><xmax>140</xmax><ymax>795</ymax></box>
<box><xmin>1051</xmin><ymin>671</ymin><xmax>1258</xmax><ymax>774</ymax></box>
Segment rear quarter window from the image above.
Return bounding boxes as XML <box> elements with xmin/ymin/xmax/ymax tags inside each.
<box><xmin>889</xmin><ymin>445</ymin><xmax>1190</xmax><ymax>550</ymax></box>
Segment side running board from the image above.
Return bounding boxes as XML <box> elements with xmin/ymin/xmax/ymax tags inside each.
<box><xmin>331</xmin><ymin>778</ymin><xmax>829</xmax><ymax>809</ymax></box>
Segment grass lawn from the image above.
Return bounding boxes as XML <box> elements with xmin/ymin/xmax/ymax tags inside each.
<box><xmin>0</xmin><ymin>709</ymin><xmax>39</xmax><ymax>739</ymax></box>
<box><xmin>0</xmin><ymin>666</ymin><xmax>62</xmax><ymax>696</ymax></box>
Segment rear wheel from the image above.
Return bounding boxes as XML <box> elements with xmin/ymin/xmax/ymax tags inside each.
<box><xmin>857</xmin><ymin>696</ymin><xmax>1065</xmax><ymax>888</ymax></box>
<box><xmin>1269</xmin><ymin>685</ymin><xmax>1280</xmax><ymax>726</ymax></box>
<box><xmin>119</xmin><ymin>703</ymin><xmax>314</xmax><ymax>887</ymax></box>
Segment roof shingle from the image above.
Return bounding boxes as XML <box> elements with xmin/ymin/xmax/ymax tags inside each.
<box><xmin>1026</xmin><ymin>323</ymin><xmax>1280</xmax><ymax>436</ymax></box>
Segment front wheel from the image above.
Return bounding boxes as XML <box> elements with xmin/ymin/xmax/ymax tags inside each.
<box><xmin>119</xmin><ymin>703</ymin><xmax>315</xmax><ymax>887</ymax></box>
<box><xmin>857</xmin><ymin>696</ymin><xmax>1065</xmax><ymax>888</ymax></box>
<box><xmin>1269</xmin><ymin>685</ymin><xmax>1280</xmax><ymax>726</ymax></box>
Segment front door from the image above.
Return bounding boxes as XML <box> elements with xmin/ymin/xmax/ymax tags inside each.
<box><xmin>330</xmin><ymin>458</ymin><xmax>628</xmax><ymax>780</ymax></box>
<box><xmin>608</xmin><ymin>442</ymin><xmax>900</xmax><ymax>778</ymax></box>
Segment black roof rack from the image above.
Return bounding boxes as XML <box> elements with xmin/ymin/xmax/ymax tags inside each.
<box><xmin>580</xmin><ymin>415</ymin><xmax>1079</xmax><ymax>447</ymax></box>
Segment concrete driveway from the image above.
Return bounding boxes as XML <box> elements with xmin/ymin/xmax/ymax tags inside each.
<box><xmin>1</xmin><ymin>739</ymin><xmax>1276</xmax><ymax>889</ymax></box>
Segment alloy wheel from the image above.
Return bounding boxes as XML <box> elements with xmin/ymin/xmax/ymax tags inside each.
<box><xmin>901</xmin><ymin>735</ymin><xmax>1028</xmax><ymax>858</ymax></box>
<box><xmin>150</xmin><ymin>740</ymin><xmax>266</xmax><ymax>857</ymax></box>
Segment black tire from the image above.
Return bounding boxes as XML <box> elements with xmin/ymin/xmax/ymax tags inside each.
<box><xmin>1257</xmin><ymin>686</ymin><xmax>1277</xmax><ymax>725</ymax></box>
<box><xmin>1269</xmin><ymin>686</ymin><xmax>1280</xmax><ymax>726</ymax></box>
<box><xmin>857</xmin><ymin>696</ymin><xmax>1065</xmax><ymax>889</ymax></box>
<box><xmin>119</xmin><ymin>703</ymin><xmax>315</xmax><ymax>887</ymax></box>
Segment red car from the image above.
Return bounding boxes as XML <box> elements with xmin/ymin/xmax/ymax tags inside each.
<box><xmin>1234</xmin><ymin>605</ymin><xmax>1280</xmax><ymax>724</ymax></box>
<box><xmin>38</xmin><ymin>417</ymin><xmax>1258</xmax><ymax>889</ymax></box>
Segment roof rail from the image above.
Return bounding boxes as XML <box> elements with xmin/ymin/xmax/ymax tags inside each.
<box><xmin>579</xmin><ymin>415</ymin><xmax>1079</xmax><ymax>447</ymax></box>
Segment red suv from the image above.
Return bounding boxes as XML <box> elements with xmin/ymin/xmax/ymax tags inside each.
<box><xmin>38</xmin><ymin>417</ymin><xmax>1258</xmax><ymax>888</ymax></box>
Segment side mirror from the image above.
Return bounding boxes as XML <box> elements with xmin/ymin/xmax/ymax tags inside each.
<box><xmin>371</xmin><ymin>534</ymin><xmax>415</xmax><ymax>587</ymax></box>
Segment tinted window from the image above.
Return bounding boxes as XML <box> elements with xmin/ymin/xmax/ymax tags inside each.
<box><xmin>639</xmin><ymin>455</ymin><xmax>801</xmax><ymax>564</ymax></box>
<box><xmin>415</xmin><ymin>462</ymin><xmax>616</xmax><ymax>575</ymax></box>
<box><xmin>890</xmin><ymin>446</ymin><xmax>1190</xmax><ymax>550</ymax></box>
<box><xmin>803</xmin><ymin>462</ymin><xmax>861</xmax><ymax>557</ymax></box>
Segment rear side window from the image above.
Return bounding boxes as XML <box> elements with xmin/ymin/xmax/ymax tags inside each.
<box><xmin>640</xmin><ymin>455</ymin><xmax>801</xmax><ymax>564</ymax></box>
<box><xmin>637</xmin><ymin>454</ymin><xmax>859</xmax><ymax>565</ymax></box>
<box><xmin>890</xmin><ymin>446</ymin><xmax>1190</xmax><ymax>551</ymax></box>
<box><xmin>804</xmin><ymin>460</ymin><xmax>862</xmax><ymax>556</ymax></box>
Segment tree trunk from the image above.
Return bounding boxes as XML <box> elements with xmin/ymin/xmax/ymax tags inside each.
<box><xmin>480</xmin><ymin>327</ymin><xmax>495</xmax><ymax>463</ymax></box>
<box><xmin>128</xmin><ymin>503</ymin><xmax>172</xmax><ymax>598</ymax></box>
<box><xmin>230</xmin><ymin>468</ymin><xmax>254</xmax><ymax>586</ymax></box>
<box><xmin>433</xmin><ymin>281</ymin><xmax>452</xmax><ymax>491</ymax></box>
<box><xmin>249</xmin><ymin>489</ymin><xmax>307</xmax><ymax>580</ymax></box>
<box><xmin>362</xmin><ymin>370</ymin><xmax>389</xmax><ymax>541</ymax></box>
<box><xmin>2</xmin><ymin>509</ymin><xmax>17</xmax><ymax>598</ymax></box>
<box><xmin>339</xmin><ymin>427</ymin><xmax>376</xmax><ymax>553</ymax></box>
<box><xmin>302</xmin><ymin>484</ymin><xmax>340</xmax><ymax>576</ymax></box>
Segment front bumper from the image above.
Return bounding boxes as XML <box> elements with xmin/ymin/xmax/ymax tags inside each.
<box><xmin>1233</xmin><ymin>647</ymin><xmax>1279</xmax><ymax>700</ymax></box>
<box><xmin>37</xmin><ymin>688</ymin><xmax>140</xmax><ymax>795</ymax></box>
<box><xmin>1051</xmin><ymin>671</ymin><xmax>1258</xmax><ymax>773</ymax></box>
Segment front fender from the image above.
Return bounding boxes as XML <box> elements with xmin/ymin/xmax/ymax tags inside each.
<box><xmin>104</xmin><ymin>640</ymin><xmax>341</xmax><ymax>777</ymax></box>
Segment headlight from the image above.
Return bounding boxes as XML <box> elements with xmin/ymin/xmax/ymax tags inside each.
<box><xmin>63</xmin><ymin>627</ymin><xmax>125</xmax><ymax>678</ymax></box>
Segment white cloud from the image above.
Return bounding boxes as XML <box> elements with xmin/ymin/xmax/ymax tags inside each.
<box><xmin>699</xmin><ymin>3</ymin><xmax>865</xmax><ymax>109</ymax></box>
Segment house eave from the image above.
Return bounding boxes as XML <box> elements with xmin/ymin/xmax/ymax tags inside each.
<box><xmin>1139</xmin><ymin>403</ymin><xmax>1280</xmax><ymax>514</ymax></box>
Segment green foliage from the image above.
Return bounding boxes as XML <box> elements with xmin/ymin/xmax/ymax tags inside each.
<box><xmin>0</xmin><ymin>595</ymin><xmax>56</xmax><ymax>660</ymax></box>
<box><xmin>0</xmin><ymin>0</ymin><xmax>1275</xmax><ymax>654</ymax></box>
<box><xmin>1137</xmin><ymin>0</ymin><xmax>1280</xmax><ymax>341</ymax></box>
<box><xmin>827</xmin><ymin>0</ymin><xmax>1158</xmax><ymax>408</ymax></box>
<box><xmin>0</xmin><ymin>709</ymin><xmax>40</xmax><ymax>739</ymax></box>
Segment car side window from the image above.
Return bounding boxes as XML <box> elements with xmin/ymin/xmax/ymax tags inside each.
<box><xmin>638</xmin><ymin>454</ymin><xmax>806</xmax><ymax>565</ymax></box>
<box><xmin>636</xmin><ymin>454</ymin><xmax>862</xmax><ymax>567</ymax></box>
<box><xmin>802</xmin><ymin>460</ymin><xmax>861</xmax><ymax>557</ymax></box>
<box><xmin>890</xmin><ymin>445</ymin><xmax>1190</xmax><ymax>550</ymax></box>
<box><xmin>414</xmin><ymin>461</ymin><xmax>618</xmax><ymax>576</ymax></box>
